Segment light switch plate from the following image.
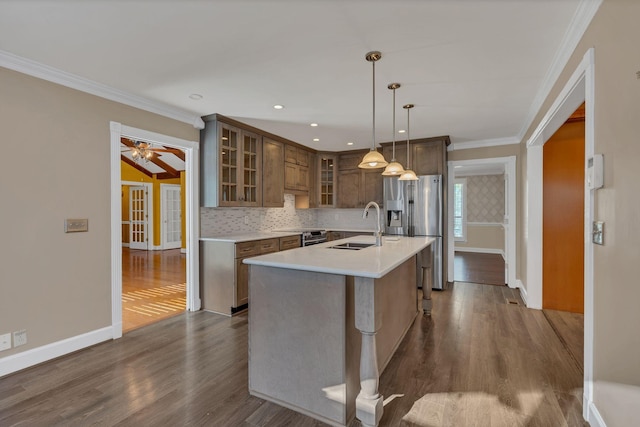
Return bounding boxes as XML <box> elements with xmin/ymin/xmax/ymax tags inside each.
<box><xmin>65</xmin><ymin>218</ymin><xmax>88</xmax><ymax>233</ymax></box>
<box><xmin>592</xmin><ymin>221</ymin><xmax>604</xmax><ymax>245</ymax></box>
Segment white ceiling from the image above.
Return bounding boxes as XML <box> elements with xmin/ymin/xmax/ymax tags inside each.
<box><xmin>0</xmin><ymin>0</ymin><xmax>591</xmax><ymax>152</ymax></box>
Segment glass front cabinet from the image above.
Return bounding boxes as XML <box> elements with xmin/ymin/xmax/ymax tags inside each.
<box><xmin>319</xmin><ymin>154</ymin><xmax>336</xmax><ymax>207</ymax></box>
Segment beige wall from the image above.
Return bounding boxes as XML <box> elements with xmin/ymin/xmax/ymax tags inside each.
<box><xmin>519</xmin><ymin>0</ymin><xmax>640</xmax><ymax>424</ymax></box>
<box><xmin>0</xmin><ymin>67</ymin><xmax>198</xmax><ymax>357</ymax></box>
<box><xmin>456</xmin><ymin>224</ymin><xmax>504</xmax><ymax>252</ymax></box>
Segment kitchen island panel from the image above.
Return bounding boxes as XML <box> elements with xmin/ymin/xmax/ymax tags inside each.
<box><xmin>248</xmin><ymin>266</ymin><xmax>359</xmax><ymax>426</ymax></box>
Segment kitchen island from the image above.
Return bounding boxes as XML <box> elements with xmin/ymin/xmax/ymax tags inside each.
<box><xmin>244</xmin><ymin>235</ymin><xmax>434</xmax><ymax>427</ymax></box>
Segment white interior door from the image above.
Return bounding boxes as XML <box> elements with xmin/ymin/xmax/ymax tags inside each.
<box><xmin>161</xmin><ymin>184</ymin><xmax>182</xmax><ymax>250</ymax></box>
<box><xmin>129</xmin><ymin>186</ymin><xmax>148</xmax><ymax>250</ymax></box>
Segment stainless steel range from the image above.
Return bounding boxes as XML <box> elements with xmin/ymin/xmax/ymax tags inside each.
<box><xmin>301</xmin><ymin>230</ymin><xmax>327</xmax><ymax>246</ymax></box>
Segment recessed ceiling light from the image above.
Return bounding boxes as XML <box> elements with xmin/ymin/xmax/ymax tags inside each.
<box><xmin>310</xmin><ymin>123</ymin><xmax>318</xmax><ymax>127</ymax></box>
<box><xmin>398</xmin><ymin>129</ymin><xmax>406</xmax><ymax>134</ymax></box>
<box><xmin>347</xmin><ymin>142</ymin><xmax>354</xmax><ymax>146</ymax></box>
<box><xmin>273</xmin><ymin>104</ymin><xmax>284</xmax><ymax>110</ymax></box>
<box><xmin>189</xmin><ymin>93</ymin><xmax>203</xmax><ymax>100</ymax></box>
<box><xmin>313</xmin><ymin>138</ymin><xmax>320</xmax><ymax>142</ymax></box>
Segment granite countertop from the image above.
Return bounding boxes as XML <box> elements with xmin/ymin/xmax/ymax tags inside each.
<box><xmin>243</xmin><ymin>235</ymin><xmax>433</xmax><ymax>279</ymax></box>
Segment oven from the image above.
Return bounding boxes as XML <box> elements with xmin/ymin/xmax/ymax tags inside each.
<box><xmin>301</xmin><ymin>230</ymin><xmax>327</xmax><ymax>246</ymax></box>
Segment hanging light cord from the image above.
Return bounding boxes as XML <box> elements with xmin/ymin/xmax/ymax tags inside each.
<box><xmin>372</xmin><ymin>58</ymin><xmax>376</xmax><ymax>151</ymax></box>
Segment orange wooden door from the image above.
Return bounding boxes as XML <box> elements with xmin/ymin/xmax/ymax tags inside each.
<box><xmin>543</xmin><ymin>120</ymin><xmax>585</xmax><ymax>313</ymax></box>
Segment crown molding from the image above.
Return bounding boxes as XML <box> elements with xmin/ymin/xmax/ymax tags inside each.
<box><xmin>517</xmin><ymin>0</ymin><xmax>603</xmax><ymax>141</ymax></box>
<box><xmin>448</xmin><ymin>136</ymin><xmax>520</xmax><ymax>152</ymax></box>
<box><xmin>0</xmin><ymin>50</ymin><xmax>205</xmax><ymax>129</ymax></box>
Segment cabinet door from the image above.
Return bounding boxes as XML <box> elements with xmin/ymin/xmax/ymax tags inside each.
<box><xmin>362</xmin><ymin>169</ymin><xmax>384</xmax><ymax>206</ymax></box>
<box><xmin>297</xmin><ymin>165</ymin><xmax>309</xmax><ymax>191</ymax></box>
<box><xmin>241</xmin><ymin>131</ymin><xmax>262</xmax><ymax>206</ymax></box>
<box><xmin>383</xmin><ymin>143</ymin><xmax>408</xmax><ymax>168</ymax></box>
<box><xmin>319</xmin><ymin>155</ymin><xmax>335</xmax><ymax>207</ymax></box>
<box><xmin>219</xmin><ymin>124</ymin><xmax>241</xmax><ymax>205</ymax></box>
<box><xmin>412</xmin><ymin>141</ymin><xmax>443</xmax><ymax>176</ymax></box>
<box><xmin>236</xmin><ymin>257</ymin><xmax>249</xmax><ymax>307</ymax></box>
<box><xmin>284</xmin><ymin>162</ymin><xmax>298</xmax><ymax>190</ymax></box>
<box><xmin>308</xmin><ymin>153</ymin><xmax>318</xmax><ymax>208</ymax></box>
<box><xmin>297</xmin><ymin>149</ymin><xmax>310</xmax><ymax>167</ymax></box>
<box><xmin>337</xmin><ymin>169</ymin><xmax>361</xmax><ymax>208</ymax></box>
<box><xmin>284</xmin><ymin>145</ymin><xmax>298</xmax><ymax>164</ymax></box>
<box><xmin>263</xmin><ymin>138</ymin><xmax>284</xmax><ymax>207</ymax></box>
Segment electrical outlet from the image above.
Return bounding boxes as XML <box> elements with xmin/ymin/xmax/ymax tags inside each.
<box><xmin>0</xmin><ymin>333</ymin><xmax>11</xmax><ymax>351</ymax></box>
<box><xmin>13</xmin><ymin>330</ymin><xmax>27</xmax><ymax>347</ymax></box>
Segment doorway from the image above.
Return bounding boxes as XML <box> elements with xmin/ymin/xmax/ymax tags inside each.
<box><xmin>525</xmin><ymin>48</ymin><xmax>594</xmax><ymax>417</ymax></box>
<box><xmin>447</xmin><ymin>156</ymin><xmax>516</xmax><ymax>288</ymax></box>
<box><xmin>110</xmin><ymin>122</ymin><xmax>200</xmax><ymax>339</ymax></box>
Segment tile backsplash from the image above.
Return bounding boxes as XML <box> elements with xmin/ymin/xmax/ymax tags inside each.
<box><xmin>200</xmin><ymin>194</ymin><xmax>379</xmax><ymax>236</ymax></box>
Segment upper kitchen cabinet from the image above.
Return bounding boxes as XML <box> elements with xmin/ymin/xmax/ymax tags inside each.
<box><xmin>380</xmin><ymin>136</ymin><xmax>450</xmax><ymax>176</ymax></box>
<box><xmin>263</xmin><ymin>138</ymin><xmax>285</xmax><ymax>207</ymax></box>
<box><xmin>318</xmin><ymin>153</ymin><xmax>336</xmax><ymax>207</ymax></box>
<box><xmin>284</xmin><ymin>144</ymin><xmax>311</xmax><ymax>193</ymax></box>
<box><xmin>201</xmin><ymin>114</ymin><xmax>262</xmax><ymax>207</ymax></box>
<box><xmin>336</xmin><ymin>151</ymin><xmax>384</xmax><ymax>208</ymax></box>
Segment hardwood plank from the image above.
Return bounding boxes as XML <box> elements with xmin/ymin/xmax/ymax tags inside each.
<box><xmin>0</xmin><ymin>283</ymin><xmax>586</xmax><ymax>427</ymax></box>
<box><xmin>454</xmin><ymin>252</ymin><xmax>505</xmax><ymax>285</ymax></box>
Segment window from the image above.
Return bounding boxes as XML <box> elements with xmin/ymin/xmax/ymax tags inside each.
<box><xmin>453</xmin><ymin>178</ymin><xmax>467</xmax><ymax>241</ymax></box>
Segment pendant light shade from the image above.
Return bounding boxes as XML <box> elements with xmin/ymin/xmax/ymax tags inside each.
<box><xmin>382</xmin><ymin>83</ymin><xmax>405</xmax><ymax>176</ymax></box>
<box><xmin>399</xmin><ymin>103</ymin><xmax>419</xmax><ymax>181</ymax></box>
<box><xmin>358</xmin><ymin>51</ymin><xmax>388</xmax><ymax>169</ymax></box>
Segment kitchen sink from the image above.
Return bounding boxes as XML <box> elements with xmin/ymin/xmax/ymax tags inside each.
<box><xmin>328</xmin><ymin>242</ymin><xmax>375</xmax><ymax>250</ymax></box>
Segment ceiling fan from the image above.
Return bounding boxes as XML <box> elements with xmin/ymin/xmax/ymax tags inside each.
<box><xmin>121</xmin><ymin>138</ymin><xmax>183</xmax><ymax>162</ymax></box>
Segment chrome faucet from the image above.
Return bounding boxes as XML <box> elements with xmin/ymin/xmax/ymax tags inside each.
<box><xmin>362</xmin><ymin>201</ymin><xmax>383</xmax><ymax>246</ymax></box>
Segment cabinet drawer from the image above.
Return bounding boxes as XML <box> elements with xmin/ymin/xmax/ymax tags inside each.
<box><xmin>236</xmin><ymin>241</ymin><xmax>260</xmax><ymax>258</ymax></box>
<box><xmin>258</xmin><ymin>238</ymin><xmax>280</xmax><ymax>254</ymax></box>
<box><xmin>279</xmin><ymin>235</ymin><xmax>301</xmax><ymax>251</ymax></box>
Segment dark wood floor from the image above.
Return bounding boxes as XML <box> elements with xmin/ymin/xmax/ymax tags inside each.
<box><xmin>0</xmin><ymin>281</ymin><xmax>587</xmax><ymax>426</ymax></box>
<box><xmin>454</xmin><ymin>251</ymin><xmax>505</xmax><ymax>285</ymax></box>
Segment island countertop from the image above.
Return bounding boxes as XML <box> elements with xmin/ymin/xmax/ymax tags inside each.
<box><xmin>243</xmin><ymin>235</ymin><xmax>434</xmax><ymax>279</ymax></box>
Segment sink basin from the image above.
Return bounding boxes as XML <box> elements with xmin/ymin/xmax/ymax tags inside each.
<box><xmin>328</xmin><ymin>242</ymin><xmax>375</xmax><ymax>250</ymax></box>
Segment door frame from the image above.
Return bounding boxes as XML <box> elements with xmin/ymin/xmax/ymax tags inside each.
<box><xmin>447</xmin><ymin>156</ymin><xmax>517</xmax><ymax>288</ymax></box>
<box><xmin>525</xmin><ymin>48</ymin><xmax>594</xmax><ymax>419</ymax></box>
<box><xmin>110</xmin><ymin>122</ymin><xmax>200</xmax><ymax>339</ymax></box>
<box><xmin>122</xmin><ymin>182</ymin><xmax>153</xmax><ymax>250</ymax></box>
<box><xmin>160</xmin><ymin>183</ymin><xmax>182</xmax><ymax>250</ymax></box>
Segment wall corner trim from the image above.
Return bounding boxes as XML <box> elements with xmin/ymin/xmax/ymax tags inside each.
<box><xmin>586</xmin><ymin>397</ymin><xmax>607</xmax><ymax>427</ymax></box>
<box><xmin>516</xmin><ymin>280</ymin><xmax>528</xmax><ymax>306</ymax></box>
<box><xmin>0</xmin><ymin>327</ymin><xmax>112</xmax><ymax>378</ymax></box>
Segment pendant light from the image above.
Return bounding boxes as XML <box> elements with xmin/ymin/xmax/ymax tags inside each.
<box><xmin>399</xmin><ymin>104</ymin><xmax>419</xmax><ymax>181</ymax></box>
<box><xmin>382</xmin><ymin>83</ymin><xmax>405</xmax><ymax>176</ymax></box>
<box><xmin>358</xmin><ymin>51</ymin><xmax>388</xmax><ymax>169</ymax></box>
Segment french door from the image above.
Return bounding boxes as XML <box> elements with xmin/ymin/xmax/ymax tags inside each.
<box><xmin>161</xmin><ymin>184</ymin><xmax>182</xmax><ymax>250</ymax></box>
<box><xmin>129</xmin><ymin>186</ymin><xmax>149</xmax><ymax>250</ymax></box>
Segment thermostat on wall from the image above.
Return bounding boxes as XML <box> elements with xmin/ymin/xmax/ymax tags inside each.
<box><xmin>587</xmin><ymin>154</ymin><xmax>604</xmax><ymax>189</ymax></box>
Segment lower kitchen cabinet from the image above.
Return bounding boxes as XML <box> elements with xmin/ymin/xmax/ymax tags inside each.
<box><xmin>200</xmin><ymin>235</ymin><xmax>301</xmax><ymax>315</ymax></box>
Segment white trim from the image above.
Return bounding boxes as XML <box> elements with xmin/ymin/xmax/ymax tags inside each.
<box><xmin>447</xmin><ymin>156</ymin><xmax>516</xmax><ymax>289</ymax></box>
<box><xmin>586</xmin><ymin>395</ymin><xmax>606</xmax><ymax>427</ymax></box>
<box><xmin>454</xmin><ymin>247</ymin><xmax>504</xmax><ymax>258</ymax></box>
<box><xmin>180</xmin><ymin>248</ymin><xmax>188</xmax><ymax>254</ymax></box>
<box><xmin>525</xmin><ymin>48</ymin><xmax>595</xmax><ymax>422</ymax></box>
<box><xmin>447</xmin><ymin>137</ymin><xmax>519</xmax><ymax>152</ymax></box>
<box><xmin>0</xmin><ymin>50</ymin><xmax>205</xmax><ymax>129</ymax></box>
<box><xmin>111</xmin><ymin>122</ymin><xmax>201</xmax><ymax>341</ymax></box>
<box><xmin>516</xmin><ymin>280</ymin><xmax>528</xmax><ymax>306</ymax></box>
<box><xmin>517</xmin><ymin>0</ymin><xmax>602</xmax><ymax>141</ymax></box>
<box><xmin>0</xmin><ymin>327</ymin><xmax>112</xmax><ymax>378</ymax></box>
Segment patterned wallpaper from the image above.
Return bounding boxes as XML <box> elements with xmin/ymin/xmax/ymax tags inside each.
<box><xmin>466</xmin><ymin>174</ymin><xmax>504</xmax><ymax>223</ymax></box>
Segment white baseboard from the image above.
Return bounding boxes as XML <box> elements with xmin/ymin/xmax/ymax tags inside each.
<box><xmin>516</xmin><ymin>280</ymin><xmax>528</xmax><ymax>306</ymax></box>
<box><xmin>180</xmin><ymin>248</ymin><xmax>188</xmax><ymax>254</ymax></box>
<box><xmin>455</xmin><ymin>247</ymin><xmax>505</xmax><ymax>258</ymax></box>
<box><xmin>0</xmin><ymin>326</ymin><xmax>112</xmax><ymax>378</ymax></box>
<box><xmin>121</xmin><ymin>243</ymin><xmax>130</xmax><ymax>248</ymax></box>
<box><xmin>586</xmin><ymin>400</ymin><xmax>606</xmax><ymax>427</ymax></box>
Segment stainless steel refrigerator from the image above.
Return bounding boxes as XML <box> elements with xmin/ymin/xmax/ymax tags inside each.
<box><xmin>383</xmin><ymin>174</ymin><xmax>443</xmax><ymax>290</ymax></box>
